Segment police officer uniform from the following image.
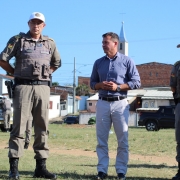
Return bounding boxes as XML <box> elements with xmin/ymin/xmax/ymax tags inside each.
<box><xmin>2</xmin><ymin>97</ymin><xmax>12</xmax><ymax>132</ymax></box>
<box><xmin>170</xmin><ymin>45</ymin><xmax>180</xmax><ymax>180</ymax></box>
<box><xmin>0</xmin><ymin>12</ymin><xmax>61</xmax><ymax>179</ymax></box>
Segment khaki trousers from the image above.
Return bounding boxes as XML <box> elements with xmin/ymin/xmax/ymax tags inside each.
<box><xmin>8</xmin><ymin>85</ymin><xmax>50</xmax><ymax>159</ymax></box>
<box><xmin>96</xmin><ymin>99</ymin><xmax>129</xmax><ymax>175</ymax></box>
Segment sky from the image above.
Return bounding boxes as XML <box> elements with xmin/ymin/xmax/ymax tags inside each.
<box><xmin>0</xmin><ymin>0</ymin><xmax>180</xmax><ymax>86</ymax></box>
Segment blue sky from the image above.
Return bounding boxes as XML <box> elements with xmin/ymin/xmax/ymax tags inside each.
<box><xmin>0</xmin><ymin>0</ymin><xmax>180</xmax><ymax>85</ymax></box>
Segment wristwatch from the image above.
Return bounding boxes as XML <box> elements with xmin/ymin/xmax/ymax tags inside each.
<box><xmin>116</xmin><ymin>85</ymin><xmax>121</xmax><ymax>92</ymax></box>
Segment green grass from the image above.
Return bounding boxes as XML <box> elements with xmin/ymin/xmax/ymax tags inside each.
<box><xmin>0</xmin><ymin>124</ymin><xmax>178</xmax><ymax>179</ymax></box>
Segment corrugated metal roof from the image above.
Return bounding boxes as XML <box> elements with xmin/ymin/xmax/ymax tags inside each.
<box><xmin>142</xmin><ymin>90</ymin><xmax>173</xmax><ymax>99</ymax></box>
<box><xmin>136</xmin><ymin>108</ymin><xmax>159</xmax><ymax>111</ymax></box>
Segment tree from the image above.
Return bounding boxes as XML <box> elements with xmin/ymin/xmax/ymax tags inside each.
<box><xmin>52</xmin><ymin>82</ymin><xmax>59</xmax><ymax>86</ymax></box>
<box><xmin>76</xmin><ymin>84</ymin><xmax>90</xmax><ymax>96</ymax></box>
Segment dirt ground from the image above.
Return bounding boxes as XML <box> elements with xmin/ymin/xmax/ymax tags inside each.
<box><xmin>0</xmin><ymin>141</ymin><xmax>177</xmax><ymax>167</ymax></box>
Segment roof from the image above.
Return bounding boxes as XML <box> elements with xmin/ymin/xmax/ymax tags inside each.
<box><xmin>87</xmin><ymin>93</ymin><xmax>98</xmax><ymax>100</ymax></box>
<box><xmin>119</xmin><ymin>22</ymin><xmax>127</xmax><ymax>42</ymax></box>
<box><xmin>136</xmin><ymin>62</ymin><xmax>173</xmax><ymax>66</ymax></box>
<box><xmin>141</xmin><ymin>90</ymin><xmax>173</xmax><ymax>100</ymax></box>
<box><xmin>136</xmin><ymin>108</ymin><xmax>159</xmax><ymax>111</ymax></box>
<box><xmin>127</xmin><ymin>89</ymin><xmax>147</xmax><ymax>96</ymax></box>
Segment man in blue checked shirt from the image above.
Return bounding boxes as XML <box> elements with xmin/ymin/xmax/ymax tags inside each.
<box><xmin>90</xmin><ymin>32</ymin><xmax>141</xmax><ymax>180</ymax></box>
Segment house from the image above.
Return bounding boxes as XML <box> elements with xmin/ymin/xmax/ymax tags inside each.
<box><xmin>50</xmin><ymin>85</ymin><xmax>81</xmax><ymax>116</ymax></box>
<box><xmin>136</xmin><ymin>88</ymin><xmax>174</xmax><ymax>113</ymax></box>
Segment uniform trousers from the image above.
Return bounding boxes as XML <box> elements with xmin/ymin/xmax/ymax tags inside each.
<box><xmin>3</xmin><ymin>110</ymin><xmax>12</xmax><ymax>129</ymax></box>
<box><xmin>8</xmin><ymin>85</ymin><xmax>50</xmax><ymax>159</ymax></box>
<box><xmin>96</xmin><ymin>98</ymin><xmax>129</xmax><ymax>174</ymax></box>
<box><xmin>175</xmin><ymin>103</ymin><xmax>180</xmax><ymax>162</ymax></box>
<box><xmin>25</xmin><ymin>116</ymin><xmax>33</xmax><ymax>144</ymax></box>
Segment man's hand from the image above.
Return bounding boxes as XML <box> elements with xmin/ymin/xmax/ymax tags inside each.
<box><xmin>95</xmin><ymin>81</ymin><xmax>117</xmax><ymax>91</ymax></box>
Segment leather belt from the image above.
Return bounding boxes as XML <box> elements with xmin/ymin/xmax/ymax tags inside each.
<box><xmin>99</xmin><ymin>96</ymin><xmax>126</xmax><ymax>102</ymax></box>
<box><xmin>14</xmin><ymin>78</ymin><xmax>49</xmax><ymax>86</ymax></box>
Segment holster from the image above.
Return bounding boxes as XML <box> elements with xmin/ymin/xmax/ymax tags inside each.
<box><xmin>5</xmin><ymin>80</ymin><xmax>14</xmax><ymax>99</ymax></box>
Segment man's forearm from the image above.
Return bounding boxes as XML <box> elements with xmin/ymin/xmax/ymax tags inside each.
<box><xmin>120</xmin><ymin>83</ymin><xmax>131</xmax><ymax>91</ymax></box>
<box><xmin>0</xmin><ymin>60</ymin><xmax>14</xmax><ymax>75</ymax></box>
<box><xmin>94</xmin><ymin>82</ymin><xmax>102</xmax><ymax>90</ymax></box>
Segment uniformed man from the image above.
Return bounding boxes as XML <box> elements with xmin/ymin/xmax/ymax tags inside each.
<box><xmin>170</xmin><ymin>44</ymin><xmax>180</xmax><ymax>180</ymax></box>
<box><xmin>0</xmin><ymin>12</ymin><xmax>61</xmax><ymax>179</ymax></box>
<box><xmin>2</xmin><ymin>96</ymin><xmax>12</xmax><ymax>132</ymax></box>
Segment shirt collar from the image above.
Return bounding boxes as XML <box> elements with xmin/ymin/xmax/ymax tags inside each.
<box><xmin>25</xmin><ymin>31</ymin><xmax>47</xmax><ymax>41</ymax></box>
<box><xmin>106</xmin><ymin>52</ymin><xmax>118</xmax><ymax>61</ymax></box>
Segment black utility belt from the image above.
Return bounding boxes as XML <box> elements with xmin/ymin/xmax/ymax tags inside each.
<box><xmin>99</xmin><ymin>96</ymin><xmax>127</xmax><ymax>102</ymax></box>
<box><xmin>14</xmin><ymin>78</ymin><xmax>49</xmax><ymax>86</ymax></box>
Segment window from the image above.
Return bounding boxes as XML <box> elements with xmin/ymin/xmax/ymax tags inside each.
<box><xmin>49</xmin><ymin>101</ymin><xmax>53</xmax><ymax>109</ymax></box>
<box><xmin>120</xmin><ymin>43</ymin><xmax>122</xmax><ymax>50</ymax></box>
<box><xmin>89</xmin><ymin>102</ymin><xmax>92</xmax><ymax>106</ymax></box>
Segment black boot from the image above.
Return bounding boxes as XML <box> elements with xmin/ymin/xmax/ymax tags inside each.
<box><xmin>33</xmin><ymin>159</ymin><xmax>57</xmax><ymax>179</ymax></box>
<box><xmin>24</xmin><ymin>142</ymin><xmax>29</xmax><ymax>149</ymax></box>
<box><xmin>9</xmin><ymin>158</ymin><xmax>19</xmax><ymax>180</ymax></box>
<box><xmin>172</xmin><ymin>162</ymin><xmax>180</xmax><ymax>180</ymax></box>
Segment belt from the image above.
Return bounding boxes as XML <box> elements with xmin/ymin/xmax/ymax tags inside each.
<box><xmin>14</xmin><ymin>78</ymin><xmax>49</xmax><ymax>86</ymax></box>
<box><xmin>99</xmin><ymin>96</ymin><xmax>126</xmax><ymax>101</ymax></box>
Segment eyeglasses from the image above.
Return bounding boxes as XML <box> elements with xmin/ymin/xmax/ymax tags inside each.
<box><xmin>29</xmin><ymin>20</ymin><xmax>44</xmax><ymax>26</ymax></box>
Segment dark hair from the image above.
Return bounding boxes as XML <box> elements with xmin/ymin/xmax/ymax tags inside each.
<box><xmin>102</xmin><ymin>32</ymin><xmax>119</xmax><ymax>42</ymax></box>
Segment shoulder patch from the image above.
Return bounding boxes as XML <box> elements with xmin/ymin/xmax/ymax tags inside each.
<box><xmin>174</xmin><ymin>60</ymin><xmax>180</xmax><ymax>67</ymax></box>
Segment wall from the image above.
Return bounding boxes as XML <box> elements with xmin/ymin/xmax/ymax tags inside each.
<box><xmin>79</xmin><ymin>96</ymin><xmax>89</xmax><ymax>110</ymax></box>
<box><xmin>136</xmin><ymin>62</ymin><xmax>172</xmax><ymax>87</ymax></box>
<box><xmin>79</xmin><ymin>112</ymin><xmax>96</xmax><ymax>124</ymax></box>
<box><xmin>156</xmin><ymin>99</ymin><xmax>171</xmax><ymax>107</ymax></box>
<box><xmin>48</xmin><ymin>95</ymin><xmax>60</xmax><ymax>119</ymax></box>
<box><xmin>142</xmin><ymin>99</ymin><xmax>171</xmax><ymax>108</ymax></box>
<box><xmin>87</xmin><ymin>100</ymin><xmax>96</xmax><ymax>112</ymax></box>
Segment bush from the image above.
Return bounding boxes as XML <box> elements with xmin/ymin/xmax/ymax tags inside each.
<box><xmin>88</xmin><ymin>117</ymin><xmax>96</xmax><ymax>125</ymax></box>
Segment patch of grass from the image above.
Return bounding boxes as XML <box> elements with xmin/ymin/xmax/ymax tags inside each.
<box><xmin>0</xmin><ymin>125</ymin><xmax>178</xmax><ymax>179</ymax></box>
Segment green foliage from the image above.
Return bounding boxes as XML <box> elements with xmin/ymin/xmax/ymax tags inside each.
<box><xmin>88</xmin><ymin>116</ymin><xmax>96</xmax><ymax>125</ymax></box>
<box><xmin>52</xmin><ymin>82</ymin><xmax>59</xmax><ymax>86</ymax></box>
<box><xmin>76</xmin><ymin>83</ymin><xmax>90</xmax><ymax>96</ymax></box>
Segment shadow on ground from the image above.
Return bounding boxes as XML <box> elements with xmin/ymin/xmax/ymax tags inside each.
<box><xmin>0</xmin><ymin>170</ymin><xmax>172</xmax><ymax>180</ymax></box>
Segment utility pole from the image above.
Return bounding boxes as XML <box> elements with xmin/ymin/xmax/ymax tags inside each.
<box><xmin>73</xmin><ymin>57</ymin><xmax>76</xmax><ymax>114</ymax></box>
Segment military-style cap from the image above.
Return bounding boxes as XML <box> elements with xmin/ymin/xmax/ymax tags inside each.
<box><xmin>177</xmin><ymin>44</ymin><xmax>180</xmax><ymax>48</ymax></box>
<box><xmin>29</xmin><ymin>12</ymin><xmax>45</xmax><ymax>22</ymax></box>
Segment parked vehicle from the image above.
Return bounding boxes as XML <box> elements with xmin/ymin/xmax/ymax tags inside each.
<box><xmin>64</xmin><ymin>116</ymin><xmax>79</xmax><ymax>124</ymax></box>
<box><xmin>138</xmin><ymin>105</ymin><xmax>175</xmax><ymax>131</ymax></box>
